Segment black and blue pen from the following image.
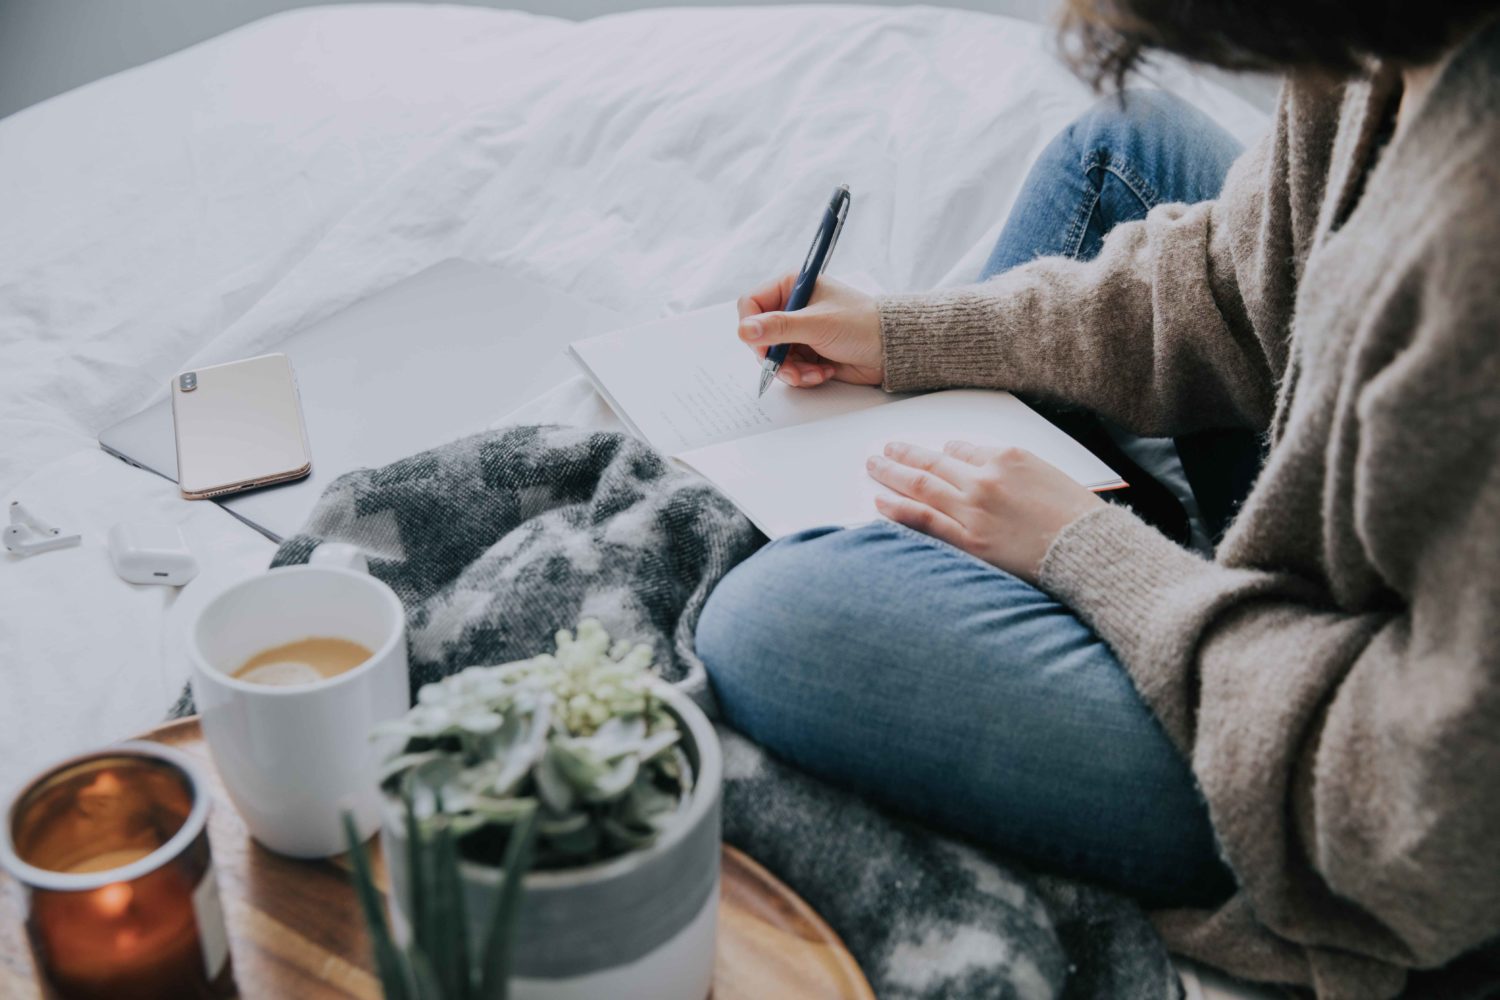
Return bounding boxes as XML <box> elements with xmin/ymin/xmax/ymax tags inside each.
<box><xmin>758</xmin><ymin>184</ymin><xmax>851</xmax><ymax>397</ymax></box>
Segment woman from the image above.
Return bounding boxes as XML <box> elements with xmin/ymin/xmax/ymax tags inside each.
<box><xmin>695</xmin><ymin>1</ymin><xmax>1500</xmax><ymax>995</ymax></box>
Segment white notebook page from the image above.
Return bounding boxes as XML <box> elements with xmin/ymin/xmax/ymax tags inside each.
<box><xmin>676</xmin><ymin>389</ymin><xmax>1124</xmax><ymax>539</ymax></box>
<box><xmin>568</xmin><ymin>303</ymin><xmax>892</xmax><ymax>455</ymax></box>
<box><xmin>570</xmin><ymin>304</ymin><xmax>1122</xmax><ymax>539</ymax></box>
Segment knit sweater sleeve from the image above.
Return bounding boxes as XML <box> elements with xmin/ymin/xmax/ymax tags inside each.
<box><xmin>1037</xmin><ymin>267</ymin><xmax>1500</xmax><ymax>968</ymax></box>
<box><xmin>874</xmin><ymin>83</ymin><xmax>1324</xmax><ymax>437</ymax></box>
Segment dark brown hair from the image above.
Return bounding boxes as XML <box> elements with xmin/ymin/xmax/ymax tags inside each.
<box><xmin>1060</xmin><ymin>0</ymin><xmax>1497</xmax><ymax>88</ymax></box>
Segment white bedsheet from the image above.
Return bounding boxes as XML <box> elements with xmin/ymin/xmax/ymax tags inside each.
<box><xmin>0</xmin><ymin>4</ymin><xmax>1267</xmax><ymax>790</ymax></box>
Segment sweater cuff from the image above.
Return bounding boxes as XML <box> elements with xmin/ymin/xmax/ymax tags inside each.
<box><xmin>876</xmin><ymin>289</ymin><xmax>1020</xmax><ymax>393</ymax></box>
<box><xmin>1038</xmin><ymin>503</ymin><xmax>1222</xmax><ymax>749</ymax></box>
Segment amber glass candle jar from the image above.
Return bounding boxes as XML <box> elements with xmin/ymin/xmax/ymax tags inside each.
<box><xmin>0</xmin><ymin>742</ymin><xmax>235</xmax><ymax>1000</ymax></box>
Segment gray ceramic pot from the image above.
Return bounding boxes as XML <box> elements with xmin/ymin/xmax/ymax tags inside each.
<box><xmin>380</xmin><ymin>683</ymin><xmax>722</xmax><ymax>1000</ymax></box>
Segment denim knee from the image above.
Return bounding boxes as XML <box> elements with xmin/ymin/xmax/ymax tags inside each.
<box><xmin>988</xmin><ymin>89</ymin><xmax>1245</xmax><ymax>277</ymax></box>
<box><xmin>1053</xmin><ymin>89</ymin><xmax>1243</xmax><ymax>205</ymax></box>
<box><xmin>695</xmin><ymin>525</ymin><xmax>842</xmax><ymax>685</ymax></box>
<box><xmin>1068</xmin><ymin>90</ymin><xmax>1196</xmax><ymax>151</ymax></box>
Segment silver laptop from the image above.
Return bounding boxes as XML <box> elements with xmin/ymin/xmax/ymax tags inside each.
<box><xmin>99</xmin><ymin>260</ymin><xmax>624</xmax><ymax>541</ymax></box>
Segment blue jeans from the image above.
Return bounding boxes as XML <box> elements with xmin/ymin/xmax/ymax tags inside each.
<box><xmin>697</xmin><ymin>92</ymin><xmax>1242</xmax><ymax>907</ymax></box>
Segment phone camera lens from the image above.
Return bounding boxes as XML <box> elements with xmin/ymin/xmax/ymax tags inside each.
<box><xmin>179</xmin><ymin>373</ymin><xmax>197</xmax><ymax>392</ymax></box>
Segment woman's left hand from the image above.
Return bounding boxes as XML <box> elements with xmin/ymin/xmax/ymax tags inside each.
<box><xmin>866</xmin><ymin>441</ymin><xmax>1105</xmax><ymax>584</ymax></box>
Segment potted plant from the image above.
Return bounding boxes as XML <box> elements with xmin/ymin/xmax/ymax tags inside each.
<box><xmin>347</xmin><ymin>620</ymin><xmax>722</xmax><ymax>1000</ymax></box>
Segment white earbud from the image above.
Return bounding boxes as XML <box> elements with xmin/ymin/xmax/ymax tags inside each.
<box><xmin>3</xmin><ymin>501</ymin><xmax>82</xmax><ymax>557</ymax></box>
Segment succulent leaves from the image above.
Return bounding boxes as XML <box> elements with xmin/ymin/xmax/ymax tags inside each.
<box><xmin>377</xmin><ymin>619</ymin><xmax>688</xmax><ymax>869</ymax></box>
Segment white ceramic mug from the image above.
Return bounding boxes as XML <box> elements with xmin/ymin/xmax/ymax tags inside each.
<box><xmin>188</xmin><ymin>554</ymin><xmax>407</xmax><ymax>858</ymax></box>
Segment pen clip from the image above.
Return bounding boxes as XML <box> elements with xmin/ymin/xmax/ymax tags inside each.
<box><xmin>799</xmin><ymin>225</ymin><xmax>822</xmax><ymax>277</ymax></box>
<box><xmin>819</xmin><ymin>192</ymin><xmax>849</xmax><ymax>276</ymax></box>
<box><xmin>822</xmin><ymin>203</ymin><xmax>846</xmax><ymax>275</ymax></box>
<box><xmin>796</xmin><ymin>185</ymin><xmax>851</xmax><ymax>281</ymax></box>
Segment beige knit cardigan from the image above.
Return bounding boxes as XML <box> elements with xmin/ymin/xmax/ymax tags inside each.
<box><xmin>874</xmin><ymin>26</ymin><xmax>1500</xmax><ymax>1000</ymax></box>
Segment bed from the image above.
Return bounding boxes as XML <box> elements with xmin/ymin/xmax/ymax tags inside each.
<box><xmin>0</xmin><ymin>5</ymin><xmax>1267</xmax><ymax>978</ymax></box>
<box><xmin>0</xmin><ymin>0</ymin><xmax>1271</xmax><ymax>817</ymax></box>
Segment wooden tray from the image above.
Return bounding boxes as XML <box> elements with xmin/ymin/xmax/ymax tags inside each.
<box><xmin>1</xmin><ymin>718</ymin><xmax>873</xmax><ymax>1000</ymax></box>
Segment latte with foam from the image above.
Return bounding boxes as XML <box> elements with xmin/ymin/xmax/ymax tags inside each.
<box><xmin>232</xmin><ymin>637</ymin><xmax>373</xmax><ymax>687</ymax></box>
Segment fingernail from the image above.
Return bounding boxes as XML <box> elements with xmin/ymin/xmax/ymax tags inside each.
<box><xmin>866</xmin><ymin>455</ymin><xmax>882</xmax><ymax>470</ymax></box>
<box><xmin>742</xmin><ymin>320</ymin><xmax>762</xmax><ymax>341</ymax></box>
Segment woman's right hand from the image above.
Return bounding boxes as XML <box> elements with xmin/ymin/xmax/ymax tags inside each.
<box><xmin>736</xmin><ymin>274</ymin><xmax>885</xmax><ymax>388</ymax></box>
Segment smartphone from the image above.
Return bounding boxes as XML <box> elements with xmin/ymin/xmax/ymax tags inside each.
<box><xmin>171</xmin><ymin>353</ymin><xmax>311</xmax><ymax>500</ymax></box>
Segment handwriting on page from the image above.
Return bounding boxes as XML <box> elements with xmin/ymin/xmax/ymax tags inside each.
<box><xmin>656</xmin><ymin>364</ymin><xmax>774</xmax><ymax>449</ymax></box>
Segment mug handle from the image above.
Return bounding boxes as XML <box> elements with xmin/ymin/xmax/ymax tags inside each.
<box><xmin>308</xmin><ymin>542</ymin><xmax>369</xmax><ymax>575</ymax></box>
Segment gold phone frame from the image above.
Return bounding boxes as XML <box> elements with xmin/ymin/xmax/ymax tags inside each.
<box><xmin>171</xmin><ymin>353</ymin><xmax>312</xmax><ymax>501</ymax></box>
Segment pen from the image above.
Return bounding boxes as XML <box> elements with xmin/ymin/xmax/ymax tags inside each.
<box><xmin>758</xmin><ymin>184</ymin><xmax>851</xmax><ymax>397</ymax></box>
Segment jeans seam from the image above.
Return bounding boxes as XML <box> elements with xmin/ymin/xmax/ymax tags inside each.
<box><xmin>1061</xmin><ymin>186</ymin><xmax>1101</xmax><ymax>261</ymax></box>
<box><xmin>1065</xmin><ymin>146</ymin><xmax>1112</xmax><ymax>259</ymax></box>
<box><xmin>1080</xmin><ymin>148</ymin><xmax>1160</xmax><ymax>221</ymax></box>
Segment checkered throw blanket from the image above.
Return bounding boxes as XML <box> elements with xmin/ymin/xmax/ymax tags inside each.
<box><xmin>265</xmin><ymin>423</ymin><xmax>1179</xmax><ymax>1000</ymax></box>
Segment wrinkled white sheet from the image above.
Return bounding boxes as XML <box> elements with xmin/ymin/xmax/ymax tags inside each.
<box><xmin>0</xmin><ymin>4</ymin><xmax>1266</xmax><ymax>789</ymax></box>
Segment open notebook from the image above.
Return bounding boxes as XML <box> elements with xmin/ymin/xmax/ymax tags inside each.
<box><xmin>569</xmin><ymin>303</ymin><xmax>1123</xmax><ymax>539</ymax></box>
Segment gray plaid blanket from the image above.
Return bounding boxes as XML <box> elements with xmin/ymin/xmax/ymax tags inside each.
<box><xmin>264</xmin><ymin>423</ymin><xmax>1179</xmax><ymax>1000</ymax></box>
